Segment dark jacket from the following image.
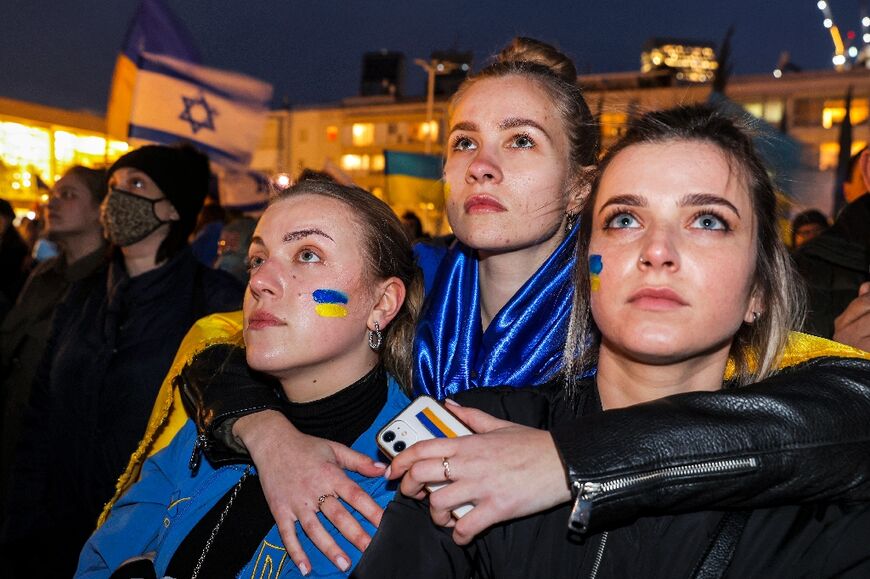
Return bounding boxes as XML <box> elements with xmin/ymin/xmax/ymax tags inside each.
<box><xmin>353</xmin><ymin>358</ymin><xmax>870</xmax><ymax>578</ymax></box>
<box><xmin>0</xmin><ymin>246</ymin><xmax>107</xmax><ymax>524</ymax></box>
<box><xmin>794</xmin><ymin>194</ymin><xmax>870</xmax><ymax>337</ymax></box>
<box><xmin>0</xmin><ymin>224</ymin><xmax>29</xmax><ymax>317</ymax></box>
<box><xmin>0</xmin><ymin>247</ymin><xmax>244</xmax><ymax>579</ymax></box>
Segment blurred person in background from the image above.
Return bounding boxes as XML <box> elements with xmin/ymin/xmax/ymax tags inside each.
<box><xmin>0</xmin><ymin>199</ymin><xmax>29</xmax><ymax>319</ymax></box>
<box><xmin>214</xmin><ymin>213</ymin><xmax>258</xmax><ymax>283</ymax></box>
<box><xmin>790</xmin><ymin>208</ymin><xmax>828</xmax><ymax>250</ymax></box>
<box><xmin>0</xmin><ymin>144</ymin><xmax>244</xmax><ymax>578</ymax></box>
<box><xmin>0</xmin><ymin>166</ymin><xmax>109</xmax><ymax>525</ymax></box>
<box><xmin>795</xmin><ymin>148</ymin><xmax>870</xmax><ymax>348</ymax></box>
<box><xmin>190</xmin><ymin>195</ymin><xmax>227</xmax><ymax>267</ymax></box>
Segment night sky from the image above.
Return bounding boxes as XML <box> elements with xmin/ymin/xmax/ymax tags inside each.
<box><xmin>2</xmin><ymin>0</ymin><xmax>867</xmax><ymax>114</ymax></box>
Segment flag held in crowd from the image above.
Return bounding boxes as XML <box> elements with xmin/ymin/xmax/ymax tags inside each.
<box><xmin>107</xmin><ymin>0</ymin><xmax>274</xmax><ymax>211</ymax></box>
<box><xmin>107</xmin><ymin>0</ymin><xmax>201</xmax><ymax>140</ymax></box>
<box><xmin>384</xmin><ymin>150</ymin><xmax>443</xmax><ymax>209</ymax></box>
<box><xmin>128</xmin><ymin>51</ymin><xmax>273</xmax><ymax>167</ymax></box>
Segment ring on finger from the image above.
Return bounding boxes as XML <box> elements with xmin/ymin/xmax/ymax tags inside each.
<box><xmin>442</xmin><ymin>457</ymin><xmax>452</xmax><ymax>481</ymax></box>
<box><xmin>317</xmin><ymin>492</ymin><xmax>337</xmax><ymax>510</ymax></box>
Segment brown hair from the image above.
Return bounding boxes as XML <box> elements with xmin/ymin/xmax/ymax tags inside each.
<box><xmin>271</xmin><ymin>180</ymin><xmax>423</xmax><ymax>392</ymax></box>
<box><xmin>451</xmin><ymin>37</ymin><xmax>599</xmax><ymax>168</ymax></box>
<box><xmin>563</xmin><ymin>104</ymin><xmax>806</xmax><ymax>391</ymax></box>
<box><xmin>63</xmin><ymin>165</ymin><xmax>108</xmax><ymax>204</ymax></box>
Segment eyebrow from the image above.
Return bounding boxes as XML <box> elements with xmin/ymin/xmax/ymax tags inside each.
<box><xmin>282</xmin><ymin>228</ymin><xmax>334</xmax><ymax>243</ymax></box>
<box><xmin>249</xmin><ymin>228</ymin><xmax>335</xmax><ymax>248</ymax></box>
<box><xmin>598</xmin><ymin>193</ymin><xmax>741</xmax><ymax>218</ymax></box>
<box><xmin>447</xmin><ymin>118</ymin><xmax>551</xmax><ymax>140</ymax></box>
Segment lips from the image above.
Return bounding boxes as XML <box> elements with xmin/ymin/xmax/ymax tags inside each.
<box><xmin>627</xmin><ymin>287</ymin><xmax>688</xmax><ymax>310</ymax></box>
<box><xmin>463</xmin><ymin>195</ymin><xmax>506</xmax><ymax>214</ymax></box>
<box><xmin>247</xmin><ymin>310</ymin><xmax>286</xmax><ymax>329</ymax></box>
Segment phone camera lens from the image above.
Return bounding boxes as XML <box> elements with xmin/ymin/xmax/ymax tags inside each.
<box><xmin>382</xmin><ymin>431</ymin><xmax>396</xmax><ymax>443</ymax></box>
<box><xmin>393</xmin><ymin>441</ymin><xmax>406</xmax><ymax>453</ymax></box>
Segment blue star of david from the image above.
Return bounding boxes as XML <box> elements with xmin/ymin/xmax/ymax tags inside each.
<box><xmin>179</xmin><ymin>94</ymin><xmax>217</xmax><ymax>134</ymax></box>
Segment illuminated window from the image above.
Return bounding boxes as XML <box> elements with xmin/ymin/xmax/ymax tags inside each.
<box><xmin>819</xmin><ymin>140</ymin><xmax>868</xmax><ymax>170</ymax></box>
<box><xmin>371</xmin><ymin>154</ymin><xmax>385</xmax><ymax>172</ymax></box>
<box><xmin>341</xmin><ymin>154</ymin><xmax>363</xmax><ymax>171</ymax></box>
<box><xmin>600</xmin><ymin>112</ymin><xmax>628</xmax><ymax>138</ymax></box>
<box><xmin>822</xmin><ymin>98</ymin><xmax>869</xmax><ymax>128</ymax></box>
<box><xmin>412</xmin><ymin>121</ymin><xmax>439</xmax><ymax>143</ymax></box>
<box><xmin>326</xmin><ymin>126</ymin><xmax>339</xmax><ymax>142</ymax></box>
<box><xmin>351</xmin><ymin>123</ymin><xmax>375</xmax><ymax>146</ymax></box>
<box><xmin>743</xmin><ymin>103</ymin><xmax>764</xmax><ymax>119</ymax></box>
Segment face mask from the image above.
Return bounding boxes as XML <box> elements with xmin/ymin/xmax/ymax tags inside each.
<box><xmin>101</xmin><ymin>187</ymin><xmax>168</xmax><ymax>247</ymax></box>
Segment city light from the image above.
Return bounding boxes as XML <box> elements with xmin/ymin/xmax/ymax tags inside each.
<box><xmin>863</xmin><ymin>16</ymin><xmax>870</xmax><ymax>27</ymax></box>
<box><xmin>864</xmin><ymin>33</ymin><xmax>870</xmax><ymax>43</ymax></box>
<box><xmin>849</xmin><ymin>46</ymin><xmax>859</xmax><ymax>57</ymax></box>
<box><xmin>817</xmin><ymin>0</ymin><xmax>827</xmax><ymax>10</ymax></box>
<box><xmin>833</xmin><ymin>54</ymin><xmax>847</xmax><ymax>65</ymax></box>
<box><xmin>824</xmin><ymin>18</ymin><xmax>833</xmax><ymax>28</ymax></box>
<box><xmin>773</xmin><ymin>69</ymin><xmax>783</xmax><ymax>78</ymax></box>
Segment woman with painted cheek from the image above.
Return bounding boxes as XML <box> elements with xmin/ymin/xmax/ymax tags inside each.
<box><xmin>355</xmin><ymin>104</ymin><xmax>870</xmax><ymax>578</ymax></box>
<box><xmin>77</xmin><ymin>180</ymin><xmax>423</xmax><ymax>578</ymax></box>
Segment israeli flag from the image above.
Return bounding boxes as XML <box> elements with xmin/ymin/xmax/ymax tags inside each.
<box><xmin>129</xmin><ymin>51</ymin><xmax>273</xmax><ymax>167</ymax></box>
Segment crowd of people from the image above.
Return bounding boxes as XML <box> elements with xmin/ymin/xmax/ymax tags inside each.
<box><xmin>0</xmin><ymin>35</ymin><xmax>868</xmax><ymax>579</ymax></box>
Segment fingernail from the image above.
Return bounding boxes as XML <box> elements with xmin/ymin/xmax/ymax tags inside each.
<box><xmin>384</xmin><ymin>465</ymin><xmax>392</xmax><ymax>479</ymax></box>
<box><xmin>373</xmin><ymin>461</ymin><xmax>387</xmax><ymax>469</ymax></box>
<box><xmin>337</xmin><ymin>556</ymin><xmax>350</xmax><ymax>572</ymax></box>
<box><xmin>298</xmin><ymin>561</ymin><xmax>310</xmax><ymax>575</ymax></box>
<box><xmin>445</xmin><ymin>398</ymin><xmax>461</xmax><ymax>407</ymax></box>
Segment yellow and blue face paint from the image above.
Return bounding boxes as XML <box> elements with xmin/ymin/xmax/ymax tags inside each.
<box><xmin>589</xmin><ymin>254</ymin><xmax>603</xmax><ymax>292</ymax></box>
<box><xmin>313</xmin><ymin>289</ymin><xmax>348</xmax><ymax>318</ymax></box>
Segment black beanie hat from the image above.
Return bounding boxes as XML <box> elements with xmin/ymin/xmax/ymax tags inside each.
<box><xmin>108</xmin><ymin>144</ymin><xmax>211</xmax><ymax>238</ymax></box>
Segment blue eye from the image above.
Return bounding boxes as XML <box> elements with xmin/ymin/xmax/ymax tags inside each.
<box><xmin>691</xmin><ymin>213</ymin><xmax>728</xmax><ymax>231</ymax></box>
<box><xmin>510</xmin><ymin>134</ymin><xmax>535</xmax><ymax>149</ymax></box>
<box><xmin>451</xmin><ymin>136</ymin><xmax>476</xmax><ymax>152</ymax></box>
<box><xmin>298</xmin><ymin>249</ymin><xmax>321</xmax><ymax>263</ymax></box>
<box><xmin>246</xmin><ymin>255</ymin><xmax>265</xmax><ymax>272</ymax></box>
<box><xmin>606</xmin><ymin>212</ymin><xmax>640</xmax><ymax>229</ymax></box>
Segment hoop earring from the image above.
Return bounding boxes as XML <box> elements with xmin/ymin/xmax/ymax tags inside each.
<box><xmin>369</xmin><ymin>321</ymin><xmax>383</xmax><ymax>351</ymax></box>
<box><xmin>565</xmin><ymin>210</ymin><xmax>578</xmax><ymax>233</ymax></box>
<box><xmin>751</xmin><ymin>311</ymin><xmax>761</xmax><ymax>323</ymax></box>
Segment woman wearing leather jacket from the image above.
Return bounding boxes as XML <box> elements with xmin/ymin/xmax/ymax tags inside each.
<box><xmin>354</xmin><ymin>104</ymin><xmax>870</xmax><ymax>578</ymax></box>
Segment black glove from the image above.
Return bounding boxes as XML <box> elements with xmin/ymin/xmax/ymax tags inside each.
<box><xmin>177</xmin><ymin>343</ymin><xmax>283</xmax><ymax>468</ymax></box>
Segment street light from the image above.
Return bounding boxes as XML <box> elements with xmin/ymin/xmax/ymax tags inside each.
<box><xmin>413</xmin><ymin>58</ymin><xmax>463</xmax><ymax>153</ymax></box>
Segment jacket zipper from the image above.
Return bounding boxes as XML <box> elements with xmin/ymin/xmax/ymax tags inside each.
<box><xmin>571</xmin><ymin>456</ymin><xmax>758</xmax><ymax>533</ymax></box>
<box><xmin>588</xmin><ymin>531</ymin><xmax>608</xmax><ymax>579</ymax></box>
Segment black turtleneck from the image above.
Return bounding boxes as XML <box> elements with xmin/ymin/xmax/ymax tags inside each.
<box><xmin>166</xmin><ymin>365</ymin><xmax>388</xmax><ymax>578</ymax></box>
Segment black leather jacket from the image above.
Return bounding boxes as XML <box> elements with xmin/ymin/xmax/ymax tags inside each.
<box><xmin>184</xmin><ymin>352</ymin><xmax>870</xmax><ymax>533</ymax></box>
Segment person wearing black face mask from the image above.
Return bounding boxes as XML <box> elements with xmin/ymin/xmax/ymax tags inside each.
<box><xmin>0</xmin><ymin>144</ymin><xmax>244</xmax><ymax>578</ymax></box>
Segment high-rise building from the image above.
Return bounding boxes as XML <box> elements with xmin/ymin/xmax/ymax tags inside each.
<box><xmin>640</xmin><ymin>38</ymin><xmax>718</xmax><ymax>83</ymax></box>
<box><xmin>360</xmin><ymin>51</ymin><xmax>405</xmax><ymax>97</ymax></box>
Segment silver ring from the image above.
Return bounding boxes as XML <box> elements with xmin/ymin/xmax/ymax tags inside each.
<box><xmin>442</xmin><ymin>457</ymin><xmax>452</xmax><ymax>481</ymax></box>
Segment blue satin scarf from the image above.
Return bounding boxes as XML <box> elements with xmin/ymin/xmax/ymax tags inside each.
<box><xmin>413</xmin><ymin>226</ymin><xmax>577</xmax><ymax>399</ymax></box>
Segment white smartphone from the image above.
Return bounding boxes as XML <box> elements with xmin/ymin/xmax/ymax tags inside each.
<box><xmin>377</xmin><ymin>395</ymin><xmax>474</xmax><ymax>518</ymax></box>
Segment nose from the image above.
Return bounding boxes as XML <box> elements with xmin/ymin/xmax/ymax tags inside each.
<box><xmin>247</xmin><ymin>259</ymin><xmax>283</xmax><ymax>300</ymax></box>
<box><xmin>465</xmin><ymin>147</ymin><xmax>503</xmax><ymax>184</ymax></box>
<box><xmin>637</xmin><ymin>226</ymin><xmax>680</xmax><ymax>272</ymax></box>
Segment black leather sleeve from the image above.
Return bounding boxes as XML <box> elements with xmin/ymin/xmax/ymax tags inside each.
<box><xmin>177</xmin><ymin>343</ymin><xmax>284</xmax><ymax>465</ymax></box>
<box><xmin>552</xmin><ymin>356</ymin><xmax>870</xmax><ymax>533</ymax></box>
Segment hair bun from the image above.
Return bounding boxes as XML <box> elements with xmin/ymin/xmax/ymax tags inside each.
<box><xmin>495</xmin><ymin>37</ymin><xmax>577</xmax><ymax>85</ymax></box>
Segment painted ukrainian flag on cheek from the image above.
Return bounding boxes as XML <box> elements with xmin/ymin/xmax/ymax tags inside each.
<box><xmin>313</xmin><ymin>289</ymin><xmax>349</xmax><ymax>318</ymax></box>
<box><xmin>589</xmin><ymin>254</ymin><xmax>603</xmax><ymax>292</ymax></box>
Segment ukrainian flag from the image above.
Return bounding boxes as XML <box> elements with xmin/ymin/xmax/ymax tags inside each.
<box><xmin>384</xmin><ymin>150</ymin><xmax>444</xmax><ymax>213</ymax></box>
<box><xmin>107</xmin><ymin>0</ymin><xmax>201</xmax><ymax>140</ymax></box>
